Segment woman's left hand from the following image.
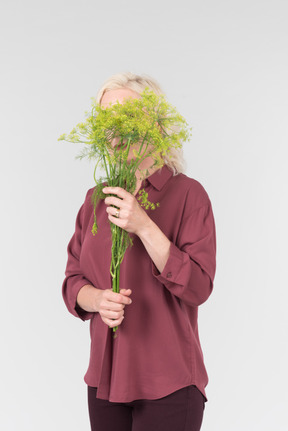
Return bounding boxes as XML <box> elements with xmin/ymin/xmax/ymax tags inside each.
<box><xmin>103</xmin><ymin>186</ymin><xmax>151</xmax><ymax>236</ymax></box>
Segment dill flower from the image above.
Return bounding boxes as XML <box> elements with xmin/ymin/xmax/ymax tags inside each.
<box><xmin>59</xmin><ymin>89</ymin><xmax>191</xmax><ymax>333</ymax></box>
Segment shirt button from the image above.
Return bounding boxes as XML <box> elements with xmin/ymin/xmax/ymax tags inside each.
<box><xmin>166</xmin><ymin>272</ymin><xmax>172</xmax><ymax>278</ymax></box>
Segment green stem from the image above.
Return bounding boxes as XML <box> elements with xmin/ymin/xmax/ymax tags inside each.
<box><xmin>103</xmin><ymin>150</ymin><xmax>110</xmax><ymax>180</ymax></box>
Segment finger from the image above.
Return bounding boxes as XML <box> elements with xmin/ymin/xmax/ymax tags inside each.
<box><xmin>103</xmin><ymin>187</ymin><xmax>130</xmax><ymax>199</ymax></box>
<box><xmin>100</xmin><ymin>309</ymin><xmax>124</xmax><ymax>320</ymax></box>
<box><xmin>107</xmin><ymin>213</ymin><xmax>126</xmax><ymax>229</ymax></box>
<box><xmin>120</xmin><ymin>289</ymin><xmax>132</xmax><ymax>296</ymax></box>
<box><xmin>104</xmin><ymin>196</ymin><xmax>125</xmax><ymax>208</ymax></box>
<box><xmin>104</xmin><ymin>290</ymin><xmax>132</xmax><ymax>305</ymax></box>
<box><xmin>106</xmin><ymin>206</ymin><xmax>124</xmax><ymax>218</ymax></box>
<box><xmin>101</xmin><ymin>300</ymin><xmax>125</xmax><ymax>312</ymax></box>
<box><xmin>106</xmin><ymin>206</ymin><xmax>116</xmax><ymax>217</ymax></box>
<box><xmin>102</xmin><ymin>315</ymin><xmax>124</xmax><ymax>328</ymax></box>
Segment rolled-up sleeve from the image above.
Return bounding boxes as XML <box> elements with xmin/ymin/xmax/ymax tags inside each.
<box><xmin>62</xmin><ymin>202</ymin><xmax>95</xmax><ymax>321</ymax></box>
<box><xmin>152</xmin><ymin>203</ymin><xmax>216</xmax><ymax>306</ymax></box>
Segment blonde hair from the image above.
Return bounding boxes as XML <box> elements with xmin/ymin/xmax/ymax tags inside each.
<box><xmin>96</xmin><ymin>72</ymin><xmax>186</xmax><ymax>175</ymax></box>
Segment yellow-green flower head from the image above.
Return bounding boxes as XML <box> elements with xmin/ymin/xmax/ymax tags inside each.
<box><xmin>59</xmin><ymin>89</ymin><xmax>191</xmax><ymax>163</ymax></box>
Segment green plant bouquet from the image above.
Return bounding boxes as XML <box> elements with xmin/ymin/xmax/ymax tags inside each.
<box><xmin>59</xmin><ymin>89</ymin><xmax>191</xmax><ymax>333</ymax></box>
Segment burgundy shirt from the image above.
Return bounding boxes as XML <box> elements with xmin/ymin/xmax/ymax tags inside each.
<box><xmin>62</xmin><ymin>165</ymin><xmax>216</xmax><ymax>403</ymax></box>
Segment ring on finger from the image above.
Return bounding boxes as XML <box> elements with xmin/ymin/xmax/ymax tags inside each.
<box><xmin>115</xmin><ymin>208</ymin><xmax>120</xmax><ymax>218</ymax></box>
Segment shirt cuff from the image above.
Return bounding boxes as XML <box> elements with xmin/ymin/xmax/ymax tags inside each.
<box><xmin>152</xmin><ymin>242</ymin><xmax>186</xmax><ymax>287</ymax></box>
<box><xmin>75</xmin><ymin>303</ymin><xmax>94</xmax><ymax>321</ymax></box>
<box><xmin>74</xmin><ymin>279</ymin><xmax>95</xmax><ymax>321</ymax></box>
<box><xmin>63</xmin><ymin>276</ymin><xmax>95</xmax><ymax>321</ymax></box>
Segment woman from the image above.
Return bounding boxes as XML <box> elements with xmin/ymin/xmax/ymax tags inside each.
<box><xmin>62</xmin><ymin>72</ymin><xmax>216</xmax><ymax>431</ymax></box>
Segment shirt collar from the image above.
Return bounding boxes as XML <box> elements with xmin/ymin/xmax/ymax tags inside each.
<box><xmin>146</xmin><ymin>165</ymin><xmax>173</xmax><ymax>191</ymax></box>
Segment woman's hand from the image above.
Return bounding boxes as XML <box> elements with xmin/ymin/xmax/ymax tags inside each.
<box><xmin>95</xmin><ymin>288</ymin><xmax>132</xmax><ymax>328</ymax></box>
<box><xmin>103</xmin><ymin>186</ymin><xmax>171</xmax><ymax>273</ymax></box>
<box><xmin>77</xmin><ymin>285</ymin><xmax>132</xmax><ymax>328</ymax></box>
<box><xmin>103</xmin><ymin>186</ymin><xmax>152</xmax><ymax>236</ymax></box>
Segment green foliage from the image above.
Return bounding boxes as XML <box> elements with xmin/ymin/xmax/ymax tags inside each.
<box><xmin>137</xmin><ymin>189</ymin><xmax>160</xmax><ymax>210</ymax></box>
<box><xmin>58</xmin><ymin>88</ymin><xmax>191</xmax><ymax>172</ymax></box>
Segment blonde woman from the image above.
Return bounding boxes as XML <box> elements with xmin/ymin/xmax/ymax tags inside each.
<box><xmin>62</xmin><ymin>72</ymin><xmax>216</xmax><ymax>431</ymax></box>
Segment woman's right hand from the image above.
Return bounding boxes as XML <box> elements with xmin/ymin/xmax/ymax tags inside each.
<box><xmin>76</xmin><ymin>285</ymin><xmax>132</xmax><ymax>328</ymax></box>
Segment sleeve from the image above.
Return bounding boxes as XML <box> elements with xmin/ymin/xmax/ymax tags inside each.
<box><xmin>62</xmin><ymin>199</ymin><xmax>95</xmax><ymax>321</ymax></box>
<box><xmin>152</xmin><ymin>202</ymin><xmax>216</xmax><ymax>307</ymax></box>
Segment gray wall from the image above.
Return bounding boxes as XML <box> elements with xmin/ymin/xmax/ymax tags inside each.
<box><xmin>1</xmin><ymin>0</ymin><xmax>287</xmax><ymax>429</ymax></box>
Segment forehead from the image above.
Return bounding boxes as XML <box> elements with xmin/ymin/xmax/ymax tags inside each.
<box><xmin>101</xmin><ymin>88</ymin><xmax>140</xmax><ymax>107</ymax></box>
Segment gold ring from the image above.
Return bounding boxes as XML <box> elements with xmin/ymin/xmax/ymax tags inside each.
<box><xmin>115</xmin><ymin>209</ymin><xmax>120</xmax><ymax>218</ymax></box>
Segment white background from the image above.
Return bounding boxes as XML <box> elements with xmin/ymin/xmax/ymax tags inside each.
<box><xmin>1</xmin><ymin>0</ymin><xmax>287</xmax><ymax>429</ymax></box>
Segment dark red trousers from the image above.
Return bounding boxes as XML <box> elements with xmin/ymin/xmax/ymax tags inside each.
<box><xmin>88</xmin><ymin>385</ymin><xmax>205</xmax><ymax>431</ymax></box>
